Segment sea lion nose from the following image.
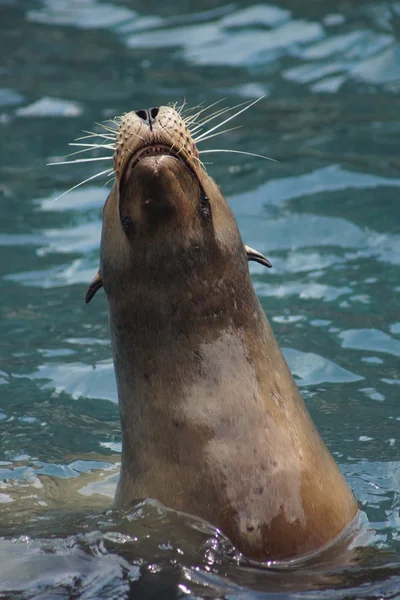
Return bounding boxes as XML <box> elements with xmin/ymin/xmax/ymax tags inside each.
<box><xmin>135</xmin><ymin>107</ymin><xmax>159</xmax><ymax>130</ymax></box>
<box><xmin>149</xmin><ymin>107</ymin><xmax>159</xmax><ymax>120</ymax></box>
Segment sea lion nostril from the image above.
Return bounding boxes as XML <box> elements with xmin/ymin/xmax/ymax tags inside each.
<box><xmin>135</xmin><ymin>108</ymin><xmax>159</xmax><ymax>130</ymax></box>
<box><xmin>150</xmin><ymin>107</ymin><xmax>159</xmax><ymax>120</ymax></box>
<box><xmin>135</xmin><ymin>109</ymin><xmax>148</xmax><ymax>122</ymax></box>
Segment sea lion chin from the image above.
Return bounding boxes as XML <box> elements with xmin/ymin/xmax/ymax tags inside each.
<box><xmin>87</xmin><ymin>104</ymin><xmax>358</xmax><ymax>561</ymax></box>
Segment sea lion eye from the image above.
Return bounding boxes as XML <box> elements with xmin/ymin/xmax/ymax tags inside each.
<box><xmin>122</xmin><ymin>215</ymin><xmax>134</xmax><ymax>235</ymax></box>
<box><xmin>199</xmin><ymin>186</ymin><xmax>212</xmax><ymax>221</ymax></box>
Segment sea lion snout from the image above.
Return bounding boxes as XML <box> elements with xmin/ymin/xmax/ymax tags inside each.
<box><xmin>114</xmin><ymin>106</ymin><xmax>200</xmax><ymax>182</ymax></box>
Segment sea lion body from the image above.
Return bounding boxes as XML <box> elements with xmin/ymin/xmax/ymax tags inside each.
<box><xmin>92</xmin><ymin>105</ymin><xmax>357</xmax><ymax>560</ymax></box>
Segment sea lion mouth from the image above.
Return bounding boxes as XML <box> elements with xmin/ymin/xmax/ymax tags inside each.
<box><xmin>120</xmin><ymin>144</ymin><xmax>188</xmax><ymax>192</ymax></box>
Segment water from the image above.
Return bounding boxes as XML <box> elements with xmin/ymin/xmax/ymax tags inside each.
<box><xmin>0</xmin><ymin>1</ymin><xmax>399</xmax><ymax>598</ymax></box>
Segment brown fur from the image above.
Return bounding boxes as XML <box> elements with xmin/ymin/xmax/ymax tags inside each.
<box><xmin>90</xmin><ymin>105</ymin><xmax>358</xmax><ymax>560</ymax></box>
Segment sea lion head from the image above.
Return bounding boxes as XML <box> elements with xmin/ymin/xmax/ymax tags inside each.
<box><xmin>91</xmin><ymin>105</ymin><xmax>261</xmax><ymax>305</ymax></box>
<box><xmin>86</xmin><ymin>104</ymin><xmax>271</xmax><ymax>305</ymax></box>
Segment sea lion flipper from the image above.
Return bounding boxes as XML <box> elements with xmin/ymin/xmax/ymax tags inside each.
<box><xmin>245</xmin><ymin>245</ymin><xmax>272</xmax><ymax>268</ymax></box>
<box><xmin>85</xmin><ymin>270</ymin><xmax>103</xmax><ymax>303</ymax></box>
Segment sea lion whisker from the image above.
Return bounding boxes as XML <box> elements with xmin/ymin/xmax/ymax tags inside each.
<box><xmin>48</xmin><ymin>156</ymin><xmax>114</xmax><ymax>166</ymax></box>
<box><xmin>176</xmin><ymin>142</ymin><xmax>186</xmax><ymax>156</ymax></box>
<box><xmin>190</xmin><ymin>105</ymin><xmax>239</xmax><ymax>130</ymax></box>
<box><xmin>50</xmin><ymin>167</ymin><xmax>114</xmax><ymax>202</ymax></box>
<box><xmin>180</xmin><ymin>101</ymin><xmax>207</xmax><ymax>119</ymax></box>
<box><xmin>183</xmin><ymin>111</ymin><xmax>202</xmax><ymax>126</ymax></box>
<box><xmin>75</xmin><ymin>136</ymin><xmax>115</xmax><ymax>144</ymax></box>
<box><xmin>194</xmin><ymin>96</ymin><xmax>265</xmax><ymax>142</ymax></box>
<box><xmin>65</xmin><ymin>148</ymin><xmax>113</xmax><ymax>159</ymax></box>
<box><xmin>182</xmin><ymin>102</ymin><xmax>210</xmax><ymax>119</ymax></box>
<box><xmin>176</xmin><ymin>99</ymin><xmax>188</xmax><ymax>115</ymax></box>
<box><xmin>122</xmin><ymin>135</ymin><xmax>150</xmax><ymax>160</ymax></box>
<box><xmin>189</xmin><ymin>110</ymin><xmax>239</xmax><ymax>135</ymax></box>
<box><xmin>98</xmin><ymin>127</ymin><xmax>118</xmax><ymax>136</ymax></box>
<box><xmin>184</xmin><ymin>98</ymin><xmax>226</xmax><ymax>123</ymax></box>
<box><xmin>182</xmin><ymin>107</ymin><xmax>205</xmax><ymax>124</ymax></box>
<box><xmin>69</xmin><ymin>142</ymin><xmax>115</xmax><ymax>150</ymax></box>
<box><xmin>193</xmin><ymin>125</ymin><xmax>242</xmax><ymax>144</ymax></box>
<box><xmin>184</xmin><ymin>117</ymin><xmax>203</xmax><ymax>133</ymax></box>
<box><xmin>182</xmin><ymin>103</ymin><xmax>207</xmax><ymax>120</ymax></box>
<box><xmin>182</xmin><ymin>98</ymin><xmax>216</xmax><ymax>122</ymax></box>
<box><xmin>189</xmin><ymin>99</ymin><xmax>258</xmax><ymax>134</ymax></box>
<box><xmin>199</xmin><ymin>149</ymin><xmax>278</xmax><ymax>163</ymax></box>
<box><xmin>187</xmin><ymin>108</ymin><xmax>232</xmax><ymax>133</ymax></box>
<box><xmin>103</xmin><ymin>172</ymin><xmax>116</xmax><ymax>187</ymax></box>
<box><xmin>74</xmin><ymin>136</ymin><xmax>114</xmax><ymax>144</ymax></box>
<box><xmin>121</xmin><ymin>131</ymin><xmax>149</xmax><ymax>146</ymax></box>
<box><xmin>96</xmin><ymin>122</ymin><xmax>119</xmax><ymax>135</ymax></box>
<box><xmin>76</xmin><ymin>131</ymin><xmax>116</xmax><ymax>142</ymax></box>
<box><xmin>183</xmin><ymin>99</ymin><xmax>231</xmax><ymax>131</ymax></box>
<box><xmin>191</xmin><ymin>155</ymin><xmax>207</xmax><ymax>169</ymax></box>
<box><xmin>66</xmin><ymin>144</ymin><xmax>114</xmax><ymax>158</ymax></box>
<box><xmin>104</xmin><ymin>116</ymin><xmax>123</xmax><ymax>125</ymax></box>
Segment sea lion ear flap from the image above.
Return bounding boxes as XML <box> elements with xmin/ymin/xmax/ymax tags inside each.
<box><xmin>85</xmin><ymin>270</ymin><xmax>103</xmax><ymax>304</ymax></box>
<box><xmin>245</xmin><ymin>245</ymin><xmax>272</xmax><ymax>268</ymax></box>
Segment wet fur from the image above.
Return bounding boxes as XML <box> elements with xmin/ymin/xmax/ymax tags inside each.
<box><xmin>89</xmin><ymin>106</ymin><xmax>358</xmax><ymax>560</ymax></box>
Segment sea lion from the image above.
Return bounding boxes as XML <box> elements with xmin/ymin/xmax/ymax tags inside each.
<box><xmin>87</xmin><ymin>105</ymin><xmax>358</xmax><ymax>561</ymax></box>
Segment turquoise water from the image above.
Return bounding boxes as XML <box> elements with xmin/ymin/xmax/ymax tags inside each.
<box><xmin>1</xmin><ymin>1</ymin><xmax>400</xmax><ymax>598</ymax></box>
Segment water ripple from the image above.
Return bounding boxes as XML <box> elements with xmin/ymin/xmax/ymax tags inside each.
<box><xmin>339</xmin><ymin>329</ymin><xmax>400</xmax><ymax>358</ymax></box>
<box><xmin>283</xmin><ymin>348</ymin><xmax>363</xmax><ymax>386</ymax></box>
<box><xmin>229</xmin><ymin>165</ymin><xmax>400</xmax><ymax>212</ymax></box>
<box><xmin>27</xmin><ymin>0</ymin><xmax>137</xmax><ymax>30</ymax></box>
<box><xmin>16</xmin><ymin>97</ymin><xmax>83</xmax><ymax>117</ymax></box>
<box><xmin>30</xmin><ymin>360</ymin><xmax>117</xmax><ymax>402</ymax></box>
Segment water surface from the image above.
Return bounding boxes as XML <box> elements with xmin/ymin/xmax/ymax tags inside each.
<box><xmin>0</xmin><ymin>1</ymin><xmax>399</xmax><ymax>598</ymax></box>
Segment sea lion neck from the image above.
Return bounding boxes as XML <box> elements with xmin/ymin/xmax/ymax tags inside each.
<box><xmin>104</xmin><ymin>237</ymin><xmax>255</xmax><ymax>336</ymax></box>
